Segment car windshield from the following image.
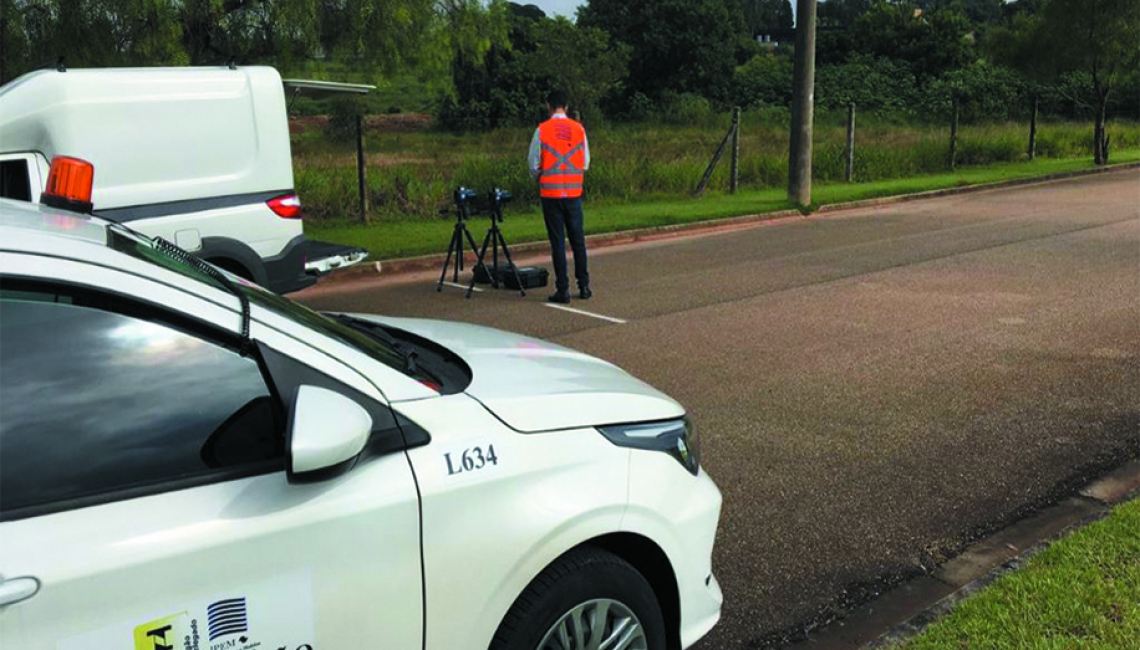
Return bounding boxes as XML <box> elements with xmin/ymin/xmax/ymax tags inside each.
<box><xmin>105</xmin><ymin>226</ymin><xmax>416</xmax><ymax>378</ymax></box>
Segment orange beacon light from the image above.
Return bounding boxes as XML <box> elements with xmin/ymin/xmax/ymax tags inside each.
<box><xmin>41</xmin><ymin>156</ymin><xmax>95</xmax><ymax>214</ymax></box>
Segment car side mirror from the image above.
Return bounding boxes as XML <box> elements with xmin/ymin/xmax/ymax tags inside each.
<box><xmin>287</xmin><ymin>385</ymin><xmax>371</xmax><ymax>484</ymax></box>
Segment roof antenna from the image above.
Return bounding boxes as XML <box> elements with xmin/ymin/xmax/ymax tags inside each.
<box><xmin>56</xmin><ymin>56</ymin><xmax>66</xmax><ymax>72</ymax></box>
<box><xmin>227</xmin><ymin>57</ymin><xmax>237</xmax><ymax>70</ymax></box>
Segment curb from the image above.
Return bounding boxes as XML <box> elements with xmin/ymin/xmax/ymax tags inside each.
<box><xmin>307</xmin><ymin>162</ymin><xmax>1140</xmax><ymax>292</ymax></box>
<box><xmin>786</xmin><ymin>458</ymin><xmax>1140</xmax><ymax>650</ymax></box>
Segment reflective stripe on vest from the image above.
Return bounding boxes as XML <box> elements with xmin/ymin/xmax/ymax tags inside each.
<box><xmin>539</xmin><ymin>118</ymin><xmax>586</xmax><ymax>199</ymax></box>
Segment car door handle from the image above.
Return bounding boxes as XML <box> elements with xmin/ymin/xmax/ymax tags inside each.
<box><xmin>0</xmin><ymin>577</ymin><xmax>40</xmax><ymax>607</ymax></box>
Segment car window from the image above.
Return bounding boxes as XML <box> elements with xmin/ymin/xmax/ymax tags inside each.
<box><xmin>0</xmin><ymin>159</ymin><xmax>32</xmax><ymax>202</ymax></box>
<box><xmin>0</xmin><ymin>286</ymin><xmax>284</xmax><ymax>519</ymax></box>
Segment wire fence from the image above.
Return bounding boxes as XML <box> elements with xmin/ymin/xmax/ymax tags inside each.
<box><xmin>290</xmin><ymin>102</ymin><xmax>1140</xmax><ymax>225</ymax></box>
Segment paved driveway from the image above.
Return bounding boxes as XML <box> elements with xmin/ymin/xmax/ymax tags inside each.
<box><xmin>298</xmin><ymin>171</ymin><xmax>1140</xmax><ymax>648</ymax></box>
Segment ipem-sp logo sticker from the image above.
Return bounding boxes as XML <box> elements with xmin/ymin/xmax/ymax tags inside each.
<box><xmin>133</xmin><ymin>612</ymin><xmax>191</xmax><ymax>650</ymax></box>
<box><xmin>61</xmin><ymin>570</ymin><xmax>314</xmax><ymax>650</ymax></box>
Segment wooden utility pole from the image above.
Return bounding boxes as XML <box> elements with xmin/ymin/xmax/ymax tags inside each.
<box><xmin>1028</xmin><ymin>95</ymin><xmax>1038</xmax><ymax>161</ymax></box>
<box><xmin>845</xmin><ymin>102</ymin><xmax>856</xmax><ymax>183</ymax></box>
<box><xmin>356</xmin><ymin>113</ymin><xmax>369</xmax><ymax>224</ymax></box>
<box><xmin>731</xmin><ymin>107</ymin><xmax>741</xmax><ymax>194</ymax></box>
<box><xmin>788</xmin><ymin>0</ymin><xmax>818</xmax><ymax>206</ymax></box>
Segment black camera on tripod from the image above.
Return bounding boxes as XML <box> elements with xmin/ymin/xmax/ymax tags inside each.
<box><xmin>437</xmin><ymin>185</ymin><xmax>548</xmax><ymax>298</ymax></box>
<box><xmin>488</xmin><ymin>188</ymin><xmax>512</xmax><ymax>217</ymax></box>
<box><xmin>453</xmin><ymin>187</ymin><xmax>478</xmax><ymax>220</ymax></box>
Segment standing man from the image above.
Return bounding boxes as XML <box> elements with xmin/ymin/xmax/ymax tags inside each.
<box><xmin>529</xmin><ymin>90</ymin><xmax>591</xmax><ymax>304</ymax></box>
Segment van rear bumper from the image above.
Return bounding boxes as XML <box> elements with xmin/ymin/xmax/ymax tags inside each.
<box><xmin>264</xmin><ymin>234</ymin><xmax>318</xmax><ymax>294</ymax></box>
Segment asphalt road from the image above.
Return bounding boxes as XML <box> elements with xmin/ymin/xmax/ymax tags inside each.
<box><xmin>297</xmin><ymin>171</ymin><xmax>1140</xmax><ymax>648</ymax></box>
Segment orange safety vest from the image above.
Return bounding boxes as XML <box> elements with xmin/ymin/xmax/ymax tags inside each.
<box><xmin>538</xmin><ymin>117</ymin><xmax>587</xmax><ymax>199</ymax></box>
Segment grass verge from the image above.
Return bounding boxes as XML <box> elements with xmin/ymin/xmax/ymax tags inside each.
<box><xmin>306</xmin><ymin>152</ymin><xmax>1140</xmax><ymax>261</ymax></box>
<box><xmin>897</xmin><ymin>498</ymin><xmax>1140</xmax><ymax>649</ymax></box>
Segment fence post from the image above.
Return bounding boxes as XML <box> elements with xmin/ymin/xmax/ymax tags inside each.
<box><xmin>356</xmin><ymin>113</ymin><xmax>369</xmax><ymax>224</ymax></box>
<box><xmin>1028</xmin><ymin>95</ymin><xmax>1038</xmax><ymax>161</ymax></box>
<box><xmin>731</xmin><ymin>107</ymin><xmax>741</xmax><ymax>194</ymax></box>
<box><xmin>695</xmin><ymin>122</ymin><xmax>734</xmax><ymax>196</ymax></box>
<box><xmin>949</xmin><ymin>95</ymin><xmax>959</xmax><ymax>171</ymax></box>
<box><xmin>845</xmin><ymin>102</ymin><xmax>856</xmax><ymax>183</ymax></box>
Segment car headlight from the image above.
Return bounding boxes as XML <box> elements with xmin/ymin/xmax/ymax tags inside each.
<box><xmin>597</xmin><ymin>417</ymin><xmax>700</xmax><ymax>475</ymax></box>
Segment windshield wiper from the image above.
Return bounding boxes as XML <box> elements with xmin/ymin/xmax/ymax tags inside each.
<box><xmin>330</xmin><ymin>314</ymin><xmax>419</xmax><ymax>375</ymax></box>
<box><xmin>151</xmin><ymin>235</ymin><xmax>253</xmax><ymax>355</ymax></box>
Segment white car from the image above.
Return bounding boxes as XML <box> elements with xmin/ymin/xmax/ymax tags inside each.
<box><xmin>0</xmin><ymin>168</ymin><xmax>722</xmax><ymax>649</ymax></box>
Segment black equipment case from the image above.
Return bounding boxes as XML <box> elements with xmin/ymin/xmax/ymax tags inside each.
<box><xmin>474</xmin><ymin>264</ymin><xmax>548</xmax><ymax>290</ymax></box>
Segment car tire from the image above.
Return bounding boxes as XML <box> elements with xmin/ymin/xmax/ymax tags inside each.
<box><xmin>490</xmin><ymin>546</ymin><xmax>667</xmax><ymax>650</ymax></box>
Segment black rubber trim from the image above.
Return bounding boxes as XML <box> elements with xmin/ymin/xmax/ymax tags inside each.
<box><xmin>199</xmin><ymin>236</ymin><xmax>270</xmax><ymax>286</ymax></box>
<box><xmin>0</xmin><ymin>462</ymin><xmax>283</xmax><ymax>523</ymax></box>
<box><xmin>262</xmin><ymin>235</ymin><xmax>316</xmax><ymax>294</ymax></box>
<box><xmin>94</xmin><ymin>190</ymin><xmax>292</xmax><ymax>222</ymax></box>
<box><xmin>41</xmin><ymin>194</ymin><xmax>92</xmax><ymax>214</ymax></box>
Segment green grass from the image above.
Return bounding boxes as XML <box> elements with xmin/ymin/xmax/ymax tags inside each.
<box><xmin>896</xmin><ymin>498</ymin><xmax>1140</xmax><ymax>649</ymax></box>
<box><xmin>306</xmin><ymin>151</ymin><xmax>1140</xmax><ymax>261</ymax></box>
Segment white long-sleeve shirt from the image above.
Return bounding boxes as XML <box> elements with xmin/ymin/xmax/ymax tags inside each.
<box><xmin>528</xmin><ymin>112</ymin><xmax>591</xmax><ymax>179</ymax></box>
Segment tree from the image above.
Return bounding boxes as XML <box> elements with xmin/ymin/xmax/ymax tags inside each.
<box><xmin>992</xmin><ymin>0</ymin><xmax>1139</xmax><ymax>164</ymax></box>
<box><xmin>2</xmin><ymin>0</ymin><xmax>447</xmax><ymax>84</ymax></box>
<box><xmin>1038</xmin><ymin>0</ymin><xmax>1139</xmax><ymax>164</ymax></box>
<box><xmin>852</xmin><ymin>1</ymin><xmax>976</xmax><ymax>80</ymax></box>
<box><xmin>741</xmin><ymin>0</ymin><xmax>793</xmax><ymax>36</ymax></box>
<box><xmin>438</xmin><ymin>8</ymin><xmax>628</xmax><ymax>129</ymax></box>
<box><xmin>818</xmin><ymin>0</ymin><xmax>872</xmax><ymax>27</ymax></box>
<box><xmin>579</xmin><ymin>0</ymin><xmax>747</xmax><ymax>102</ymax></box>
<box><xmin>527</xmin><ymin>17</ymin><xmax>630</xmax><ymax>120</ymax></box>
<box><xmin>508</xmin><ymin>2</ymin><xmax>545</xmax><ymax>21</ymax></box>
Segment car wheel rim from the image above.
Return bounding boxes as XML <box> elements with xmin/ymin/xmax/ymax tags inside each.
<box><xmin>537</xmin><ymin>598</ymin><xmax>648</xmax><ymax>650</ymax></box>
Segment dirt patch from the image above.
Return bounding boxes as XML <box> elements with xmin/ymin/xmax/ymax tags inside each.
<box><xmin>289</xmin><ymin>113</ymin><xmax>434</xmax><ymax>135</ymax></box>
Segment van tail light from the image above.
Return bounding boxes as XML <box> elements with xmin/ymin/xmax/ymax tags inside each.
<box><xmin>267</xmin><ymin>193</ymin><xmax>303</xmax><ymax>219</ymax></box>
<box><xmin>41</xmin><ymin>156</ymin><xmax>95</xmax><ymax>214</ymax></box>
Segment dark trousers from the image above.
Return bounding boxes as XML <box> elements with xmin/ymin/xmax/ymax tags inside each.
<box><xmin>541</xmin><ymin>197</ymin><xmax>590</xmax><ymax>292</ymax></box>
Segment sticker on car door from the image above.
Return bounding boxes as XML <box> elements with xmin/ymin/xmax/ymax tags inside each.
<box><xmin>58</xmin><ymin>569</ymin><xmax>314</xmax><ymax>650</ymax></box>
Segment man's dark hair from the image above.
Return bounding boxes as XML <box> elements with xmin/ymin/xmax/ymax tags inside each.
<box><xmin>546</xmin><ymin>89</ymin><xmax>569</xmax><ymax>110</ymax></box>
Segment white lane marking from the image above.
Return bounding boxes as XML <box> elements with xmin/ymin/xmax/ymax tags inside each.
<box><xmin>441</xmin><ymin>281</ymin><xmax>482</xmax><ymax>292</ymax></box>
<box><xmin>544</xmin><ymin>303</ymin><xmax>627</xmax><ymax>324</ymax></box>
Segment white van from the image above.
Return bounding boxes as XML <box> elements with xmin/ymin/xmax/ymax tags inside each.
<box><xmin>0</xmin><ymin>65</ymin><xmax>361</xmax><ymax>293</ymax></box>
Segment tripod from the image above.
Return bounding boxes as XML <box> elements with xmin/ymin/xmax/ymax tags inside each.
<box><xmin>467</xmin><ymin>189</ymin><xmax>525</xmax><ymax>298</ymax></box>
<box><xmin>437</xmin><ymin>188</ymin><xmax>482</xmax><ymax>291</ymax></box>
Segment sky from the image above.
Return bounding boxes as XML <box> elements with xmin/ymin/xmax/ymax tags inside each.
<box><xmin>526</xmin><ymin>0</ymin><xmax>583</xmax><ymax>19</ymax></box>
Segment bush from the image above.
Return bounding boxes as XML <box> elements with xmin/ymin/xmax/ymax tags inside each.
<box><xmin>733</xmin><ymin>52</ymin><xmax>794</xmax><ymax>110</ymax></box>
<box><xmin>921</xmin><ymin>63</ymin><xmax>1029</xmax><ymax>123</ymax></box>
<box><xmin>661</xmin><ymin>93</ymin><xmax>715</xmax><ymax>126</ymax></box>
<box><xmin>815</xmin><ymin>56</ymin><xmax>921</xmax><ymax>115</ymax></box>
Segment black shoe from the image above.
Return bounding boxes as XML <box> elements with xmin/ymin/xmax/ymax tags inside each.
<box><xmin>548</xmin><ymin>291</ymin><xmax>571</xmax><ymax>304</ymax></box>
<box><xmin>579</xmin><ymin>287</ymin><xmax>593</xmax><ymax>300</ymax></box>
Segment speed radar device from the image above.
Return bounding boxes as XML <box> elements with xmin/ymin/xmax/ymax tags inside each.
<box><xmin>436</xmin><ymin>187</ymin><xmax>483</xmax><ymax>292</ymax></box>
<box><xmin>465</xmin><ymin>188</ymin><xmax>527</xmax><ymax>298</ymax></box>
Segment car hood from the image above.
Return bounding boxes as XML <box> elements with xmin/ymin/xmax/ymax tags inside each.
<box><xmin>348</xmin><ymin>315</ymin><xmax>684</xmax><ymax>432</ymax></box>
